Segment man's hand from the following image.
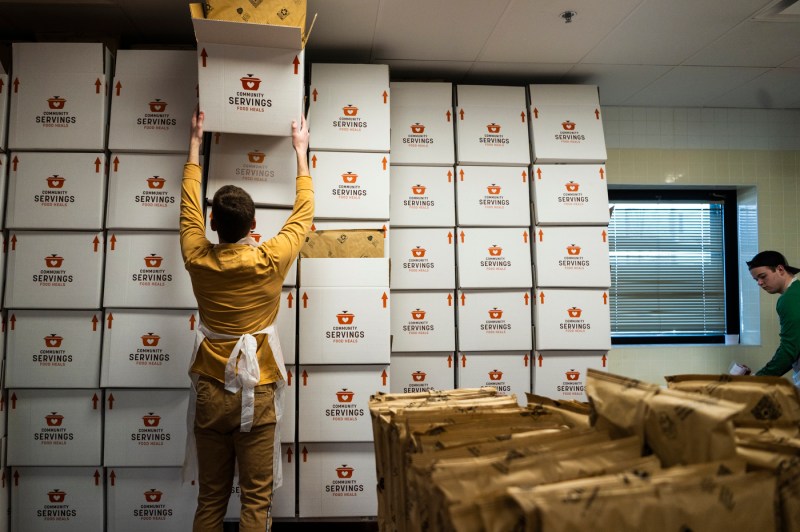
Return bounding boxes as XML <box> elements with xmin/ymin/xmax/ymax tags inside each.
<box><xmin>292</xmin><ymin>114</ymin><xmax>310</xmax><ymax>176</ymax></box>
<box><xmin>188</xmin><ymin>108</ymin><xmax>205</xmax><ymax>166</ymax></box>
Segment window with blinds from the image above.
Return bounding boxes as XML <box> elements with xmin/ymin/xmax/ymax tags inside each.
<box><xmin>608</xmin><ymin>189</ymin><xmax>738</xmax><ymax>344</ymax></box>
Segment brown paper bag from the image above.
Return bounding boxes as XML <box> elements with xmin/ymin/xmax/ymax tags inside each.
<box><xmin>585</xmin><ymin>368</ymin><xmax>660</xmax><ymax>440</ymax></box>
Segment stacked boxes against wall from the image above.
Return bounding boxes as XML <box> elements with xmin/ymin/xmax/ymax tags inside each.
<box><xmin>528</xmin><ymin>84</ymin><xmax>612</xmax><ymax>398</ymax></box>
<box><xmin>0</xmin><ymin>49</ymin><xmax>8</xmax><ymax>532</ymax></box>
<box><xmin>388</xmin><ymin>82</ymin><xmax>457</xmax><ymax>399</ymax></box>
<box><xmin>453</xmin><ymin>85</ymin><xmax>534</xmax><ymax>404</ymax></box>
<box><xmin>299</xmin><ymin>63</ymin><xmax>392</xmax><ymax>518</ymax></box>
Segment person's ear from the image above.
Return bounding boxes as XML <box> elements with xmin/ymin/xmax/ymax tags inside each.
<box><xmin>210</xmin><ymin>218</ymin><xmax>217</xmax><ymax>231</ymax></box>
<box><xmin>251</xmin><ymin>219</ymin><xmax>257</xmax><ymax>230</ymax></box>
<box><xmin>777</xmin><ymin>265</ymin><xmax>787</xmax><ymax>275</ymax></box>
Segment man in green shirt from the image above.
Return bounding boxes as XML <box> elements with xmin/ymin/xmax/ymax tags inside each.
<box><xmin>747</xmin><ymin>251</ymin><xmax>800</xmax><ymax>382</ymax></box>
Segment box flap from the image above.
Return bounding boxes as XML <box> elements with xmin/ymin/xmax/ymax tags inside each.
<box><xmin>299</xmin><ymin>258</ymin><xmax>389</xmax><ymax>287</ymax></box>
<box><xmin>115</xmin><ymin>49</ymin><xmax>197</xmax><ymax>78</ymax></box>
<box><xmin>12</xmin><ymin>42</ymin><xmax>107</xmax><ymax>74</ymax></box>
<box><xmin>190</xmin><ymin>3</ymin><xmax>303</xmax><ymax>50</ymax></box>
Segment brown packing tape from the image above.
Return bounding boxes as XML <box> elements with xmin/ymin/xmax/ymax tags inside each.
<box><xmin>300</xmin><ymin>229</ymin><xmax>385</xmax><ymax>258</ymax></box>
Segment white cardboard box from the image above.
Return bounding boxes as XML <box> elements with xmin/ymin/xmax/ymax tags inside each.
<box><xmin>6</xmin><ymin>152</ymin><xmax>106</xmax><ymax>230</ymax></box>
<box><xmin>106</xmin><ymin>466</ymin><xmax>198</xmax><ymax>532</ymax></box>
<box><xmin>531</xmin><ymin>351</ymin><xmax>609</xmax><ymax>401</ymax></box>
<box><xmin>297</xmin><ymin>364</ymin><xmax>389</xmax><ymax>442</ymax></box>
<box><xmin>298</xmin><ymin>442</ymin><xmax>377</xmax><ymax>518</ymax></box>
<box><xmin>207</xmin><ymin>132</ymin><xmax>297</xmax><ymax>207</ymax></box>
<box><xmin>11</xmin><ymin>467</ymin><xmax>104</xmax><ymax>532</ymax></box>
<box><xmin>308</xmin><ymin>63</ymin><xmax>390</xmax><ymax>152</ymax></box>
<box><xmin>455</xmin><ymin>166</ymin><xmax>531</xmax><ymax>227</ymax></box>
<box><xmin>531</xmin><ymin>163</ymin><xmax>610</xmax><ymax>225</ymax></box>
<box><xmin>456</xmin><ymin>227</ymin><xmax>533</xmax><ymax>288</ymax></box>
<box><xmin>456</xmin><ymin>290</ymin><xmax>533</xmax><ymax>352</ymax></box>
<box><xmin>390</xmin><ymin>290</ymin><xmax>456</xmax><ymax>352</ymax></box>
<box><xmin>103</xmin><ymin>389</ymin><xmax>190</xmax><ymax>467</ymax></box>
<box><xmin>0</xmin><ymin>153</ymin><xmax>7</xmax><ymax>228</ymax></box>
<box><xmin>100</xmin><ymin>309</ymin><xmax>197</xmax><ymax>389</ymax></box>
<box><xmin>533</xmin><ymin>288</ymin><xmax>611</xmax><ymax>350</ymax></box>
<box><xmin>389</xmin><ymin>166</ymin><xmax>456</xmax><ymax>227</ymax></box>
<box><xmin>532</xmin><ymin>226</ymin><xmax>611</xmax><ymax>288</ymax></box>
<box><xmin>389</xmin><ymin>352</ymin><xmax>456</xmax><ymax>394</ymax></box>
<box><xmin>0</xmin><ymin>445</ymin><xmax>7</xmax><ymax>532</ymax></box>
<box><xmin>309</xmin><ymin>151</ymin><xmax>390</xmax><ymax>220</ymax></box>
<box><xmin>456</xmin><ymin>351</ymin><xmax>532</xmax><ymax>406</ymax></box>
<box><xmin>4</xmin><ymin>231</ymin><xmax>104</xmax><ymax>309</ymax></box>
<box><xmin>0</xmin><ymin>58</ymin><xmax>8</xmax><ymax>151</ymax></box>
<box><xmin>108</xmin><ymin>49</ymin><xmax>198</xmax><ymax>153</ymax></box>
<box><xmin>225</xmin><ymin>443</ymin><xmax>296</xmax><ymax>520</ymax></box>
<box><xmin>299</xmin><ymin>257</ymin><xmax>388</xmax><ymax>287</ymax></box>
<box><xmin>103</xmin><ymin>231</ymin><xmax>197</xmax><ymax>309</ymax></box>
<box><xmin>528</xmin><ymin>84</ymin><xmax>607</xmax><ymax>163</ymax></box>
<box><xmin>5</xmin><ymin>310</ymin><xmax>103</xmax><ymax>389</ymax></box>
<box><xmin>390</xmin><ymin>82</ymin><xmax>454</xmax><ymax>165</ymax></box>
<box><xmin>454</xmin><ymin>85</ymin><xmax>530</xmax><ymax>166</ymax></box>
<box><xmin>9</xmin><ymin>42</ymin><xmax>112</xmax><ymax>151</ymax></box>
<box><xmin>282</xmin><ymin>365</ymin><xmax>296</xmax><ymax>443</ymax></box>
<box><xmin>7</xmin><ymin>389</ymin><xmax>102</xmax><ymax>466</ymax></box>
<box><xmin>278</xmin><ymin>288</ymin><xmax>298</xmax><ymax>364</ymax></box>
<box><xmin>190</xmin><ymin>3</ymin><xmax>305</xmax><ymax>137</ymax></box>
<box><xmin>389</xmin><ymin>228</ymin><xmax>456</xmax><ymax>289</ymax></box>
<box><xmin>106</xmin><ymin>153</ymin><xmax>185</xmax><ymax>230</ymax></box>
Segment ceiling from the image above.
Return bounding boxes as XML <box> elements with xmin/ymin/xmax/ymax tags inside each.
<box><xmin>1</xmin><ymin>0</ymin><xmax>800</xmax><ymax>109</ymax></box>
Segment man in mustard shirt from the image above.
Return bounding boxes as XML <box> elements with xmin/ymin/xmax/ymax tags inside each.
<box><xmin>181</xmin><ymin>109</ymin><xmax>313</xmax><ymax>532</ymax></box>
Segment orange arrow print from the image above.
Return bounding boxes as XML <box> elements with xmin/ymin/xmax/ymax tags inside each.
<box><xmin>293</xmin><ymin>56</ymin><xmax>300</xmax><ymax>75</ymax></box>
<box><xmin>461</xmin><ymin>354</ymin><xmax>467</xmax><ymax>368</ymax></box>
<box><xmin>538</xmin><ymin>354</ymin><xmax>543</xmax><ymax>367</ymax></box>
<box><xmin>381</xmin><ymin>369</ymin><xmax>388</xmax><ymax>386</ymax></box>
<box><xmin>115</xmin><ymin>81</ymin><xmax>122</xmax><ymax>96</ymax></box>
<box><xmin>200</xmin><ymin>49</ymin><xmax>208</xmax><ymax>67</ymax></box>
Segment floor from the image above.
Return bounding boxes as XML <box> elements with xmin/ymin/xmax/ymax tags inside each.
<box><xmin>224</xmin><ymin>521</ymin><xmax>379</xmax><ymax>531</ymax></box>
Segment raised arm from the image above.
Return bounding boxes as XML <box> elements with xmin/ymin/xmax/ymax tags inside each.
<box><xmin>180</xmin><ymin>109</ymin><xmax>210</xmax><ymax>262</ymax></box>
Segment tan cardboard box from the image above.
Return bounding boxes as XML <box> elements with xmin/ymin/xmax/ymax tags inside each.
<box><xmin>106</xmin><ymin>466</ymin><xmax>198</xmax><ymax>532</ymax></box>
<box><xmin>456</xmin><ymin>289</ymin><xmax>533</xmax><ymax>351</ymax></box>
<box><xmin>456</xmin><ymin>351</ymin><xmax>532</xmax><ymax>406</ymax></box>
<box><xmin>103</xmin><ymin>389</ymin><xmax>190</xmax><ymax>467</ymax></box>
<box><xmin>303</xmin><ymin>220</ymin><xmax>389</xmax><ymax>258</ymax></box>
<box><xmin>0</xmin><ymin>58</ymin><xmax>8</xmax><ymax>151</ymax></box>
<box><xmin>454</xmin><ymin>85</ymin><xmax>530</xmax><ymax>166</ymax></box>
<box><xmin>298</xmin><ymin>442</ymin><xmax>377</xmax><ymax>518</ymax></box>
<box><xmin>6</xmin><ymin>152</ymin><xmax>106</xmax><ymax>230</ymax></box>
<box><xmin>9</xmin><ymin>42</ymin><xmax>112</xmax><ymax>151</ymax></box>
<box><xmin>389</xmin><ymin>166</ymin><xmax>455</xmax><ymax>228</ymax></box>
<box><xmin>100</xmin><ymin>309</ymin><xmax>197</xmax><ymax>389</ymax></box>
<box><xmin>11</xmin><ymin>467</ymin><xmax>104</xmax><ymax>531</ymax></box>
<box><xmin>4</xmin><ymin>231</ymin><xmax>104</xmax><ymax>309</ymax></box>
<box><xmin>455</xmin><ymin>165</ymin><xmax>531</xmax><ymax>227</ymax></box>
<box><xmin>531</xmin><ymin>351</ymin><xmax>609</xmax><ymax>401</ymax></box>
<box><xmin>207</xmin><ymin>132</ymin><xmax>297</xmax><ymax>207</ymax></box>
<box><xmin>225</xmin><ymin>443</ymin><xmax>296</xmax><ymax>520</ymax></box>
<box><xmin>390</xmin><ymin>290</ymin><xmax>456</xmax><ymax>352</ymax></box>
<box><xmin>532</xmin><ymin>225</ymin><xmax>611</xmax><ymax>288</ymax></box>
<box><xmin>390</xmin><ymin>228</ymin><xmax>456</xmax><ymax>289</ymax></box>
<box><xmin>297</xmin><ymin>364</ymin><xmax>389</xmax><ymax>442</ymax></box>
<box><xmin>7</xmin><ymin>389</ymin><xmax>102</xmax><ymax>466</ymax></box>
<box><xmin>456</xmin><ymin>227</ymin><xmax>533</xmax><ymax>288</ymax></box>
<box><xmin>103</xmin><ymin>231</ymin><xmax>197</xmax><ymax>309</ymax></box>
<box><xmin>5</xmin><ymin>310</ymin><xmax>102</xmax><ymax>389</ymax></box>
<box><xmin>533</xmin><ymin>288</ymin><xmax>612</xmax><ymax>350</ymax></box>
<box><xmin>308</xmin><ymin>63</ymin><xmax>390</xmax><ymax>152</ymax></box>
<box><xmin>309</xmin><ymin>150</ymin><xmax>390</xmax><ymax>220</ymax></box>
<box><xmin>108</xmin><ymin>50</ymin><xmax>198</xmax><ymax>153</ymax></box>
<box><xmin>390</xmin><ymin>82</ymin><xmax>455</xmax><ymax>165</ymax></box>
<box><xmin>190</xmin><ymin>3</ymin><xmax>305</xmax><ymax>137</ymax></box>
<box><xmin>106</xmin><ymin>153</ymin><xmax>184</xmax><ymax>230</ymax></box>
<box><xmin>528</xmin><ymin>84</ymin><xmax>607</xmax><ymax>163</ymax></box>
<box><xmin>389</xmin><ymin>352</ymin><xmax>456</xmax><ymax>394</ymax></box>
<box><xmin>531</xmin><ymin>163</ymin><xmax>610</xmax><ymax>225</ymax></box>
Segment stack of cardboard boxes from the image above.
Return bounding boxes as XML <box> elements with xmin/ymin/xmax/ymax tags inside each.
<box><xmin>528</xmin><ymin>84</ymin><xmax>612</xmax><ymax>398</ymax></box>
<box><xmin>0</xmin><ymin>50</ymin><xmax>7</xmax><ymax>532</ymax></box>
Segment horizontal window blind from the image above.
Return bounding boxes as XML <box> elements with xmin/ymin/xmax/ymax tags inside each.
<box><xmin>608</xmin><ymin>202</ymin><xmax>725</xmax><ymax>338</ymax></box>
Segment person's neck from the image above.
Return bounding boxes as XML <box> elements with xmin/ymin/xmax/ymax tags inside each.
<box><xmin>780</xmin><ymin>276</ymin><xmax>797</xmax><ymax>294</ymax></box>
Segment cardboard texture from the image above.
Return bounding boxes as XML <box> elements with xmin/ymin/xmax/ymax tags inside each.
<box><xmin>207</xmin><ymin>132</ymin><xmax>297</xmax><ymax>207</ymax></box>
<box><xmin>106</xmin><ymin>153</ymin><xmax>184</xmax><ymax>230</ymax></box>
<box><xmin>456</xmin><ymin>227</ymin><xmax>533</xmax><ymax>289</ymax></box>
<box><xmin>456</xmin><ymin>289</ymin><xmax>533</xmax><ymax>351</ymax></box>
<box><xmin>6</xmin><ymin>152</ymin><xmax>107</xmax><ymax>230</ymax></box>
<box><xmin>532</xmin><ymin>351</ymin><xmax>609</xmax><ymax>401</ymax></box>
<box><xmin>390</xmin><ymin>290</ymin><xmax>456</xmax><ymax>352</ymax></box>
<box><xmin>456</xmin><ymin>351</ymin><xmax>532</xmax><ymax>406</ymax></box>
<box><xmin>4</xmin><ymin>231</ymin><xmax>104</xmax><ymax>309</ymax></box>
<box><xmin>389</xmin><ymin>165</ymin><xmax>456</xmax><ymax>227</ymax></box>
<box><xmin>225</xmin><ymin>443</ymin><xmax>296</xmax><ymax>520</ymax></box>
<box><xmin>103</xmin><ymin>389</ymin><xmax>190</xmax><ymax>467</ymax></box>
<box><xmin>5</xmin><ymin>310</ymin><xmax>103</xmax><ymax>389</ymax></box>
<box><xmin>11</xmin><ymin>467</ymin><xmax>104</xmax><ymax>532</ymax></box>
<box><xmin>0</xmin><ymin>58</ymin><xmax>8</xmax><ymax>151</ymax></box>
<box><xmin>309</xmin><ymin>150</ymin><xmax>390</xmax><ymax>220</ymax></box>
<box><xmin>531</xmin><ymin>163</ymin><xmax>610</xmax><ymax>225</ymax></box>
<box><xmin>532</xmin><ymin>225</ymin><xmax>611</xmax><ymax>288</ymax></box>
<box><xmin>389</xmin><ymin>228</ymin><xmax>456</xmax><ymax>290</ymax></box>
<box><xmin>390</xmin><ymin>82</ymin><xmax>455</xmax><ymax>165</ymax></box>
<box><xmin>204</xmin><ymin>0</ymin><xmax>307</xmax><ymax>38</ymax></box>
<box><xmin>301</xmin><ymin>220</ymin><xmax>388</xmax><ymax>258</ymax></box>
<box><xmin>7</xmin><ymin>389</ymin><xmax>103</xmax><ymax>466</ymax></box>
<box><xmin>190</xmin><ymin>3</ymin><xmax>305</xmax><ymax>136</ymax></box>
<box><xmin>389</xmin><ymin>352</ymin><xmax>456</xmax><ymax>394</ymax></box>
<box><xmin>281</xmin><ymin>364</ymin><xmax>296</xmax><ymax>442</ymax></box>
<box><xmin>308</xmin><ymin>63</ymin><xmax>391</xmax><ymax>152</ymax></box>
<box><xmin>534</xmin><ymin>288</ymin><xmax>612</xmax><ymax>350</ymax></box>
<box><xmin>9</xmin><ymin>42</ymin><xmax>112</xmax><ymax>151</ymax></box>
<box><xmin>0</xmin><ymin>153</ymin><xmax>7</xmax><ymax>228</ymax></box>
<box><xmin>108</xmin><ymin>50</ymin><xmax>198</xmax><ymax>153</ymax></box>
<box><xmin>100</xmin><ymin>309</ymin><xmax>198</xmax><ymax>388</ymax></box>
<box><xmin>455</xmin><ymin>165</ymin><xmax>531</xmax><ymax>227</ymax></box>
<box><xmin>454</xmin><ymin>85</ymin><xmax>530</xmax><ymax>166</ymax></box>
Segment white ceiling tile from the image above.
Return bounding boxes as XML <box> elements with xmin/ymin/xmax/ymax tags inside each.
<box><xmin>712</xmin><ymin>68</ymin><xmax>800</xmax><ymax>108</ymax></box>
<box><xmin>305</xmin><ymin>0</ymin><xmax>379</xmax><ymax>57</ymax></box>
<box><xmin>464</xmin><ymin>62</ymin><xmax>573</xmax><ymax>84</ymax></box>
<box><xmin>565</xmin><ymin>64</ymin><xmax>672</xmax><ymax>105</ymax></box>
<box><xmin>380</xmin><ymin>59</ymin><xmax>473</xmax><ymax>82</ymax></box>
<box><xmin>686</xmin><ymin>21</ymin><xmax>800</xmax><ymax>67</ymax></box>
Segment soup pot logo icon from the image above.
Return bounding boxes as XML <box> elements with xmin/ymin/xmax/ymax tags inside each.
<box><xmin>247</xmin><ymin>151</ymin><xmax>265</xmax><ymax>164</ymax></box>
<box><xmin>240</xmin><ymin>74</ymin><xmax>262</xmax><ymax>91</ymax></box>
<box><xmin>567</xmin><ymin>307</ymin><xmax>583</xmax><ymax>318</ymax></box>
<box><xmin>411</xmin><ymin>371</ymin><xmax>427</xmax><ymax>382</ymax></box>
<box><xmin>565</xmin><ymin>182</ymin><xmax>580</xmax><ymax>192</ymax></box>
<box><xmin>47</xmin><ymin>96</ymin><xmax>66</xmax><ymax>110</ymax></box>
<box><xmin>486</xmin><ymin>123</ymin><xmax>501</xmax><ymax>134</ymax></box>
<box><xmin>147</xmin><ymin>176</ymin><xmax>166</xmax><ymax>189</ymax></box>
<box><xmin>144</xmin><ymin>254</ymin><xmax>164</xmax><ymax>268</ymax></box>
<box><xmin>411</xmin><ymin>185</ymin><xmax>426</xmax><ymax>195</ymax></box>
<box><xmin>250</xmin><ymin>232</ymin><xmax>262</xmax><ymax>243</ymax></box>
<box><xmin>336</xmin><ymin>311</ymin><xmax>355</xmax><ymax>325</ymax></box>
<box><xmin>411</xmin><ymin>247</ymin><xmax>426</xmax><ymax>258</ymax></box>
<box><xmin>341</xmin><ymin>172</ymin><xmax>358</xmax><ymax>184</ymax></box>
<box><xmin>565</xmin><ymin>370</ymin><xmax>580</xmax><ymax>381</ymax></box>
<box><xmin>46</xmin><ymin>175</ymin><xmax>66</xmax><ymax>189</ymax></box>
<box><xmin>141</xmin><ymin>333</ymin><xmax>160</xmax><ymax>347</ymax></box>
<box><xmin>488</xmin><ymin>245</ymin><xmax>503</xmax><ymax>257</ymax></box>
<box><xmin>148</xmin><ymin>99</ymin><xmax>167</xmax><ymax>113</ymax></box>
<box><xmin>342</xmin><ymin>105</ymin><xmax>359</xmax><ymax>117</ymax></box>
<box><xmin>48</xmin><ymin>490</ymin><xmax>67</xmax><ymax>503</ymax></box>
<box><xmin>488</xmin><ymin>308</ymin><xmax>503</xmax><ymax>320</ymax></box>
<box><xmin>142</xmin><ymin>413</ymin><xmax>161</xmax><ymax>427</ymax></box>
<box><xmin>144</xmin><ymin>489</ymin><xmax>163</xmax><ymax>503</ymax></box>
<box><xmin>566</xmin><ymin>245</ymin><xmax>581</xmax><ymax>256</ymax></box>
<box><xmin>336</xmin><ymin>465</ymin><xmax>355</xmax><ymax>479</ymax></box>
<box><xmin>44</xmin><ymin>334</ymin><xmax>64</xmax><ymax>348</ymax></box>
<box><xmin>486</xmin><ymin>184</ymin><xmax>501</xmax><ymax>195</ymax></box>
<box><xmin>561</xmin><ymin>120</ymin><xmax>576</xmax><ymax>131</ymax></box>
<box><xmin>335</xmin><ymin>389</ymin><xmax>354</xmax><ymax>403</ymax></box>
<box><xmin>488</xmin><ymin>370</ymin><xmax>503</xmax><ymax>381</ymax></box>
<box><xmin>45</xmin><ymin>412</ymin><xmax>64</xmax><ymax>427</ymax></box>
<box><xmin>45</xmin><ymin>254</ymin><xmax>64</xmax><ymax>268</ymax></box>
<box><xmin>411</xmin><ymin>309</ymin><xmax>426</xmax><ymax>320</ymax></box>
<box><xmin>410</xmin><ymin>123</ymin><xmax>425</xmax><ymax>134</ymax></box>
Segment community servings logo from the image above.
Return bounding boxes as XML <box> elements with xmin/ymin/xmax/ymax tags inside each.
<box><xmin>401</xmin><ymin>122</ymin><xmax>434</xmax><ymax>148</ymax></box>
<box><xmin>228</xmin><ymin>73</ymin><xmax>273</xmax><ymax>113</ymax></box>
<box><xmin>129</xmin><ymin>331</ymin><xmax>170</xmax><ymax>367</ymax></box>
<box><xmin>36</xmin><ymin>333</ymin><xmax>72</xmax><ymax>367</ymax></box>
<box><xmin>136</xmin><ymin>175</ymin><xmax>175</xmax><ymax>207</ymax></box>
<box><xmin>137</xmin><ymin>98</ymin><xmax>177</xmax><ymax>130</ymax></box>
<box><xmin>325</xmin><ymin>389</ymin><xmax>365</xmax><ymax>422</ymax></box>
<box><xmin>132</xmin><ymin>253</ymin><xmax>173</xmax><ymax>286</ymax></box>
<box><xmin>37</xmin><ymin>488</ymin><xmax>77</xmax><ymax>521</ymax></box>
<box><xmin>332</xmin><ymin>103</ymin><xmax>368</xmax><ymax>131</ymax></box>
<box><xmin>325</xmin><ymin>464</ymin><xmax>365</xmax><ymax>496</ymax></box>
<box><xmin>553</xmin><ymin>119</ymin><xmax>587</xmax><ymax>143</ymax></box>
<box><xmin>133</xmin><ymin>488</ymin><xmax>175</xmax><ymax>520</ymax></box>
<box><xmin>34</xmin><ymin>253</ymin><xmax>74</xmax><ymax>287</ymax></box>
<box><xmin>326</xmin><ymin>310</ymin><xmax>365</xmax><ymax>344</ymax></box>
<box><xmin>36</xmin><ymin>95</ymin><xmax>77</xmax><ymax>128</ymax></box>
<box><xmin>479</xmin><ymin>121</ymin><xmax>510</xmax><ymax>147</ymax></box>
<box><xmin>35</xmin><ymin>174</ymin><xmax>75</xmax><ymax>206</ymax></box>
<box><xmin>557</xmin><ymin>369</ymin><xmax>586</xmax><ymax>396</ymax></box>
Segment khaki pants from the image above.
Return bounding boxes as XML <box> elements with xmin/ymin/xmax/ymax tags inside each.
<box><xmin>193</xmin><ymin>376</ymin><xmax>277</xmax><ymax>532</ymax></box>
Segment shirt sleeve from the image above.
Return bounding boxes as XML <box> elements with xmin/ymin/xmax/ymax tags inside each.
<box><xmin>261</xmin><ymin>174</ymin><xmax>314</xmax><ymax>278</ymax></box>
<box><xmin>756</xmin><ymin>289</ymin><xmax>800</xmax><ymax>376</ymax></box>
<box><xmin>180</xmin><ymin>162</ymin><xmax>211</xmax><ymax>263</ymax></box>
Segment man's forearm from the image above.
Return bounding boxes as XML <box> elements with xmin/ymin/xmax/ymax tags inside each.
<box><xmin>188</xmin><ymin>138</ymin><xmax>202</xmax><ymax>166</ymax></box>
<box><xmin>296</xmin><ymin>148</ymin><xmax>309</xmax><ymax>177</ymax></box>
